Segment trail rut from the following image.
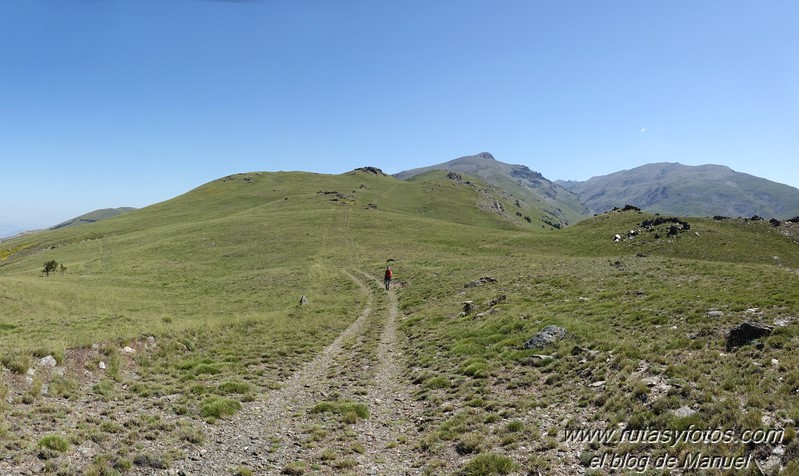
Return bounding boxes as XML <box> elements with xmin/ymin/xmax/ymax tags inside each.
<box><xmin>172</xmin><ymin>269</ymin><xmax>421</xmax><ymax>475</ymax></box>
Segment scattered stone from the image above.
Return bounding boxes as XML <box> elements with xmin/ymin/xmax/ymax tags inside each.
<box><xmin>726</xmin><ymin>321</ymin><xmax>773</xmax><ymax>350</ymax></box>
<box><xmin>99</xmin><ymin>362</ymin><xmax>107</xmax><ymax>370</ymax></box>
<box><xmin>299</xmin><ymin>296</ymin><xmax>309</xmax><ymax>306</ymax></box>
<box><xmin>367</xmin><ymin>203</ymin><xmax>378</xmax><ymax>210</ymax></box>
<box><xmin>122</xmin><ymin>346</ymin><xmax>135</xmax><ymax>354</ymax></box>
<box><xmin>464</xmin><ymin>276</ymin><xmax>497</xmax><ymax>288</ymax></box>
<box><xmin>589</xmin><ymin>381</ymin><xmax>606</xmax><ymax>388</ymax></box>
<box><xmin>524</xmin><ymin>325</ymin><xmax>567</xmax><ymax>350</ymax></box>
<box><xmin>707</xmin><ymin>309</ymin><xmax>725</xmax><ymax>318</ymax></box>
<box><xmin>487</xmin><ymin>295</ymin><xmax>506</xmax><ymax>307</ymax></box>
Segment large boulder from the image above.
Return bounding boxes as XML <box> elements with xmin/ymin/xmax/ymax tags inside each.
<box><xmin>726</xmin><ymin>321</ymin><xmax>773</xmax><ymax>350</ymax></box>
<box><xmin>524</xmin><ymin>325</ymin><xmax>567</xmax><ymax>350</ymax></box>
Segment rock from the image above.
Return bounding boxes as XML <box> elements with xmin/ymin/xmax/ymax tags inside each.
<box><xmin>487</xmin><ymin>295</ymin><xmax>506</xmax><ymax>307</ymax></box>
<box><xmin>354</xmin><ymin>166</ymin><xmax>386</xmax><ymax>176</ymax></box>
<box><xmin>121</xmin><ymin>346</ymin><xmax>135</xmax><ymax>354</ymax></box>
<box><xmin>707</xmin><ymin>309</ymin><xmax>725</xmax><ymax>318</ymax></box>
<box><xmin>464</xmin><ymin>276</ymin><xmax>497</xmax><ymax>288</ymax></box>
<box><xmin>774</xmin><ymin>317</ymin><xmax>792</xmax><ymax>327</ymax></box>
<box><xmin>726</xmin><ymin>321</ymin><xmax>773</xmax><ymax>350</ymax></box>
<box><xmin>671</xmin><ymin>406</ymin><xmax>697</xmax><ymax>418</ymax></box>
<box><xmin>524</xmin><ymin>325</ymin><xmax>567</xmax><ymax>350</ymax></box>
<box><xmin>462</xmin><ymin>301</ymin><xmax>474</xmax><ymax>315</ymax></box>
<box><xmin>99</xmin><ymin>361</ymin><xmax>107</xmax><ymax>370</ymax></box>
<box><xmin>570</xmin><ymin>345</ymin><xmax>587</xmax><ymax>356</ymax></box>
<box><xmin>39</xmin><ymin>355</ymin><xmax>57</xmax><ymax>368</ymax></box>
<box><xmin>299</xmin><ymin>295</ymin><xmax>309</xmax><ymax>305</ymax></box>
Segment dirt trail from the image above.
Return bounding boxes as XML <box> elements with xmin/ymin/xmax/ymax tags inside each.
<box><xmin>172</xmin><ymin>269</ymin><xmax>421</xmax><ymax>476</ymax></box>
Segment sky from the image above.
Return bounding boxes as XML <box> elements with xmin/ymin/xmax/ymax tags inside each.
<box><xmin>1</xmin><ymin>0</ymin><xmax>798</xmax><ymax>235</ymax></box>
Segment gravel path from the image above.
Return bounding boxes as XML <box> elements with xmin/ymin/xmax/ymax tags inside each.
<box><xmin>168</xmin><ymin>269</ymin><xmax>421</xmax><ymax>476</ymax></box>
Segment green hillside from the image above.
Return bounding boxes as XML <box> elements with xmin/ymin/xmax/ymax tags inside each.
<box><xmin>1</xmin><ymin>171</ymin><xmax>798</xmax><ymax>475</ymax></box>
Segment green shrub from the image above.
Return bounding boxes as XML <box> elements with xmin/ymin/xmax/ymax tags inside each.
<box><xmin>456</xmin><ymin>432</ymin><xmax>485</xmax><ymax>455</ymax></box>
<box><xmin>200</xmin><ymin>396</ymin><xmax>241</xmax><ymax>420</ymax></box>
<box><xmin>311</xmin><ymin>400</ymin><xmax>369</xmax><ymax>420</ymax></box>
<box><xmin>459</xmin><ymin>453</ymin><xmax>518</xmax><ymax>475</ymax></box>
<box><xmin>39</xmin><ymin>434</ymin><xmax>69</xmax><ymax>452</ymax></box>
<box><xmin>282</xmin><ymin>461</ymin><xmax>307</xmax><ymax>475</ymax></box>
<box><xmin>218</xmin><ymin>381</ymin><xmax>251</xmax><ymax>394</ymax></box>
<box><xmin>1</xmin><ymin>353</ymin><xmax>31</xmax><ymax>374</ymax></box>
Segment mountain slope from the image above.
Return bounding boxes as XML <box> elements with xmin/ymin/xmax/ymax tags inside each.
<box><xmin>396</xmin><ymin>152</ymin><xmax>589</xmax><ymax>228</ymax></box>
<box><xmin>559</xmin><ymin>162</ymin><xmax>799</xmax><ymax>218</ymax></box>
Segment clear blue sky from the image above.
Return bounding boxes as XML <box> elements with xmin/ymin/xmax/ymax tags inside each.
<box><xmin>2</xmin><ymin>0</ymin><xmax>797</xmax><ymax>235</ymax></box>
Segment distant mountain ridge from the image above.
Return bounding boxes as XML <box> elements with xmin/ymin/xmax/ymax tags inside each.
<box><xmin>557</xmin><ymin>163</ymin><xmax>799</xmax><ymax>219</ymax></box>
<box><xmin>395</xmin><ymin>152</ymin><xmax>588</xmax><ymax>227</ymax></box>
<box><xmin>50</xmin><ymin>207</ymin><xmax>137</xmax><ymax>230</ymax></box>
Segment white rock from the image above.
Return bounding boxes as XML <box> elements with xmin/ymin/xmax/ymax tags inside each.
<box><xmin>671</xmin><ymin>406</ymin><xmax>697</xmax><ymax>418</ymax></box>
<box><xmin>122</xmin><ymin>346</ymin><xmax>135</xmax><ymax>354</ymax></box>
<box><xmin>99</xmin><ymin>361</ymin><xmax>107</xmax><ymax>370</ymax></box>
<box><xmin>39</xmin><ymin>355</ymin><xmax>57</xmax><ymax>368</ymax></box>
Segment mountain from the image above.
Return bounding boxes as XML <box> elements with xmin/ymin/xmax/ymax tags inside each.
<box><xmin>50</xmin><ymin>207</ymin><xmax>137</xmax><ymax>230</ymax></box>
<box><xmin>558</xmin><ymin>162</ymin><xmax>799</xmax><ymax>218</ymax></box>
<box><xmin>395</xmin><ymin>152</ymin><xmax>589</xmax><ymax>228</ymax></box>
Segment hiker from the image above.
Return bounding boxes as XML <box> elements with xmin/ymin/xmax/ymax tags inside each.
<box><xmin>384</xmin><ymin>266</ymin><xmax>393</xmax><ymax>291</ymax></box>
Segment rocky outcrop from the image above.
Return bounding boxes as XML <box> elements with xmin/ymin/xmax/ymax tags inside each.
<box><xmin>726</xmin><ymin>321</ymin><xmax>773</xmax><ymax>350</ymax></box>
<box><xmin>355</xmin><ymin>167</ymin><xmax>387</xmax><ymax>176</ymax></box>
<box><xmin>464</xmin><ymin>276</ymin><xmax>497</xmax><ymax>288</ymax></box>
<box><xmin>524</xmin><ymin>325</ymin><xmax>567</xmax><ymax>350</ymax></box>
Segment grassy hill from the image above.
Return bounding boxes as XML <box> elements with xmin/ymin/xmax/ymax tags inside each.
<box><xmin>1</xmin><ymin>170</ymin><xmax>798</xmax><ymax>475</ymax></box>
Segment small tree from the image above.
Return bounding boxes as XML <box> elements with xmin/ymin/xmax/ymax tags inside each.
<box><xmin>42</xmin><ymin>260</ymin><xmax>58</xmax><ymax>277</ymax></box>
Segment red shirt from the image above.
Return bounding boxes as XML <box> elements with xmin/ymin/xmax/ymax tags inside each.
<box><xmin>385</xmin><ymin>269</ymin><xmax>393</xmax><ymax>279</ymax></box>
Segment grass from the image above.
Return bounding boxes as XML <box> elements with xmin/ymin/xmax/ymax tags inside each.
<box><xmin>1</xmin><ymin>170</ymin><xmax>798</xmax><ymax>473</ymax></box>
<box><xmin>311</xmin><ymin>400</ymin><xmax>370</xmax><ymax>421</ymax></box>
